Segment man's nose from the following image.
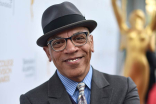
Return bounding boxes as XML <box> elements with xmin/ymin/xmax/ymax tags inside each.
<box><xmin>64</xmin><ymin>39</ymin><xmax>78</xmax><ymax>54</ymax></box>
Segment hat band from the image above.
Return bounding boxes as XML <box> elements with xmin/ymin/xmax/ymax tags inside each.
<box><xmin>43</xmin><ymin>14</ymin><xmax>86</xmax><ymax>34</ymax></box>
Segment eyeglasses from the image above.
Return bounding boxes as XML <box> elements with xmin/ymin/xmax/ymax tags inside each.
<box><xmin>47</xmin><ymin>32</ymin><xmax>89</xmax><ymax>51</ymax></box>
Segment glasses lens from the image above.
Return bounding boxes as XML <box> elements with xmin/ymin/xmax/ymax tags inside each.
<box><xmin>51</xmin><ymin>38</ymin><xmax>66</xmax><ymax>51</ymax></box>
<box><xmin>72</xmin><ymin>33</ymin><xmax>87</xmax><ymax>46</ymax></box>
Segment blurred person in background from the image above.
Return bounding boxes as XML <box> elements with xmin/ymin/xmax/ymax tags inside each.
<box><xmin>146</xmin><ymin>51</ymin><xmax>156</xmax><ymax>104</ymax></box>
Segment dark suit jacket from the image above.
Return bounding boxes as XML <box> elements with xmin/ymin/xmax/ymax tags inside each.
<box><xmin>20</xmin><ymin>68</ymin><xmax>140</xmax><ymax>104</ymax></box>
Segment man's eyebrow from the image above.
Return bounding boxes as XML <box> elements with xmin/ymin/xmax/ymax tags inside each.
<box><xmin>49</xmin><ymin>31</ymin><xmax>87</xmax><ymax>40</ymax></box>
<box><xmin>50</xmin><ymin>36</ymin><xmax>62</xmax><ymax>40</ymax></box>
<box><xmin>72</xmin><ymin>31</ymin><xmax>86</xmax><ymax>35</ymax></box>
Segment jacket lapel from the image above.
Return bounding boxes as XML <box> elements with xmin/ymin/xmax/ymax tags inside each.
<box><xmin>90</xmin><ymin>69</ymin><xmax>113</xmax><ymax>104</ymax></box>
<box><xmin>48</xmin><ymin>71</ymin><xmax>72</xmax><ymax>104</ymax></box>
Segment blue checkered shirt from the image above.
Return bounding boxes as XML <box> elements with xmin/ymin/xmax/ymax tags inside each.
<box><xmin>57</xmin><ymin>66</ymin><xmax>92</xmax><ymax>104</ymax></box>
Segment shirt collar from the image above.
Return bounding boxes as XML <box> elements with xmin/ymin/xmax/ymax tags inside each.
<box><xmin>57</xmin><ymin>66</ymin><xmax>92</xmax><ymax>96</ymax></box>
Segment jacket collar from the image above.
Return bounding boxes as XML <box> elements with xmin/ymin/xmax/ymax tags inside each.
<box><xmin>48</xmin><ymin>71</ymin><xmax>72</xmax><ymax>104</ymax></box>
<box><xmin>90</xmin><ymin>68</ymin><xmax>113</xmax><ymax>104</ymax></box>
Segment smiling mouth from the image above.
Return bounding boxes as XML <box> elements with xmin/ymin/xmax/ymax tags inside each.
<box><xmin>64</xmin><ymin>57</ymin><xmax>83</xmax><ymax>62</ymax></box>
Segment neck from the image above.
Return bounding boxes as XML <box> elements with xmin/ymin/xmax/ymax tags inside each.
<box><xmin>70</xmin><ymin>66</ymin><xmax>90</xmax><ymax>82</ymax></box>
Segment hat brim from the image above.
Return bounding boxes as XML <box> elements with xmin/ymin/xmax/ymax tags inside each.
<box><xmin>37</xmin><ymin>20</ymin><xmax>97</xmax><ymax>47</ymax></box>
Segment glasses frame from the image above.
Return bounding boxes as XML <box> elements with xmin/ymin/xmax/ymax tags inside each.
<box><xmin>47</xmin><ymin>32</ymin><xmax>89</xmax><ymax>52</ymax></box>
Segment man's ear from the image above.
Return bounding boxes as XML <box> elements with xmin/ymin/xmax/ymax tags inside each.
<box><xmin>89</xmin><ymin>35</ymin><xmax>94</xmax><ymax>52</ymax></box>
<box><xmin>43</xmin><ymin>46</ymin><xmax>52</xmax><ymax>62</ymax></box>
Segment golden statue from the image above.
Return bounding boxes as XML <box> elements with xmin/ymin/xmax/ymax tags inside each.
<box><xmin>111</xmin><ymin>0</ymin><xmax>156</xmax><ymax>104</ymax></box>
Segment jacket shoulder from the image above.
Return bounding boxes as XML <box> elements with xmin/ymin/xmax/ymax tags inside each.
<box><xmin>95</xmin><ymin>70</ymin><xmax>140</xmax><ymax>104</ymax></box>
<box><xmin>103</xmin><ymin>72</ymin><xmax>129</xmax><ymax>85</ymax></box>
<box><xmin>101</xmin><ymin>71</ymin><xmax>137</xmax><ymax>89</ymax></box>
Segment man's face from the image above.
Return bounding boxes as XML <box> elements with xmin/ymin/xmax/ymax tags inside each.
<box><xmin>44</xmin><ymin>27</ymin><xmax>94</xmax><ymax>82</ymax></box>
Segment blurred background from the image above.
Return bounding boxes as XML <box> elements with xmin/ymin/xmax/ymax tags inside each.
<box><xmin>0</xmin><ymin>0</ymin><xmax>155</xmax><ymax>104</ymax></box>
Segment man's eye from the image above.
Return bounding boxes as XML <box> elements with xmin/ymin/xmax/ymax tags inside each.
<box><xmin>53</xmin><ymin>41</ymin><xmax>61</xmax><ymax>45</ymax></box>
<box><xmin>52</xmin><ymin>39</ymin><xmax>65</xmax><ymax>46</ymax></box>
<box><xmin>76</xmin><ymin>37</ymin><xmax>85</xmax><ymax>40</ymax></box>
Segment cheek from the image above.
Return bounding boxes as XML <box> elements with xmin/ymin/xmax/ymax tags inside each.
<box><xmin>51</xmin><ymin>53</ymin><xmax>61</xmax><ymax>66</ymax></box>
<box><xmin>83</xmin><ymin>45</ymin><xmax>92</xmax><ymax>60</ymax></box>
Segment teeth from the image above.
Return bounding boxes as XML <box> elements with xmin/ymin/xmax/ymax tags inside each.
<box><xmin>67</xmin><ymin>58</ymin><xmax>78</xmax><ymax>62</ymax></box>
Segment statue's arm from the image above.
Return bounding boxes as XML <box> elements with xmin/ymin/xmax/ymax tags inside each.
<box><xmin>111</xmin><ymin>0</ymin><xmax>128</xmax><ymax>32</ymax></box>
<box><xmin>112</xmin><ymin>0</ymin><xmax>128</xmax><ymax>50</ymax></box>
<box><xmin>148</xmin><ymin>11</ymin><xmax>156</xmax><ymax>31</ymax></box>
<box><xmin>146</xmin><ymin>11</ymin><xmax>156</xmax><ymax>52</ymax></box>
<box><xmin>148</xmin><ymin>33</ymin><xmax>155</xmax><ymax>52</ymax></box>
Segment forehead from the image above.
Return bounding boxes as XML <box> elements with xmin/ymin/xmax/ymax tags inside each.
<box><xmin>48</xmin><ymin>27</ymin><xmax>89</xmax><ymax>40</ymax></box>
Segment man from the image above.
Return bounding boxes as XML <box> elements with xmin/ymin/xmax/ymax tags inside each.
<box><xmin>20</xmin><ymin>1</ymin><xmax>140</xmax><ymax>104</ymax></box>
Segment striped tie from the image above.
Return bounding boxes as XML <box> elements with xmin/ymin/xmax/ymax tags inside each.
<box><xmin>77</xmin><ymin>82</ymin><xmax>87</xmax><ymax>104</ymax></box>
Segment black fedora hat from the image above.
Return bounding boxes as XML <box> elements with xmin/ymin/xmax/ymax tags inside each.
<box><xmin>37</xmin><ymin>1</ymin><xmax>97</xmax><ymax>47</ymax></box>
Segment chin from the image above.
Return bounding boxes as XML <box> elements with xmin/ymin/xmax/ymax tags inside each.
<box><xmin>67</xmin><ymin>68</ymin><xmax>85</xmax><ymax>78</ymax></box>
